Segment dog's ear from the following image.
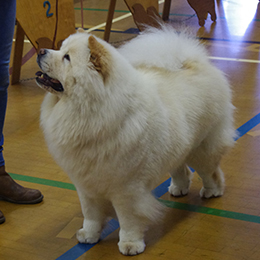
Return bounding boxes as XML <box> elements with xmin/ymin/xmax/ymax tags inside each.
<box><xmin>77</xmin><ymin>28</ymin><xmax>85</xmax><ymax>33</ymax></box>
<box><xmin>88</xmin><ymin>36</ymin><xmax>110</xmax><ymax>82</ymax></box>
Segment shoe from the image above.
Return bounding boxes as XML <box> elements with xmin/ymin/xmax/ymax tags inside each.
<box><xmin>0</xmin><ymin>166</ymin><xmax>43</xmax><ymax>204</ymax></box>
<box><xmin>0</xmin><ymin>210</ymin><xmax>5</xmax><ymax>224</ymax></box>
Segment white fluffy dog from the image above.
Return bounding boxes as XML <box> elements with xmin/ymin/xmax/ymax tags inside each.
<box><xmin>36</xmin><ymin>26</ymin><xmax>235</xmax><ymax>255</ymax></box>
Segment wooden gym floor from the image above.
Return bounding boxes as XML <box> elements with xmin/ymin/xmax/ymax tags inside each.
<box><xmin>1</xmin><ymin>0</ymin><xmax>260</xmax><ymax>259</ymax></box>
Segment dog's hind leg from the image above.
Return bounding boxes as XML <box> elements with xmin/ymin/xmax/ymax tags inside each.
<box><xmin>76</xmin><ymin>194</ymin><xmax>109</xmax><ymax>244</ymax></box>
<box><xmin>187</xmin><ymin>142</ymin><xmax>226</xmax><ymax>199</ymax></box>
<box><xmin>198</xmin><ymin>166</ymin><xmax>225</xmax><ymax>198</ymax></box>
<box><xmin>168</xmin><ymin>164</ymin><xmax>193</xmax><ymax>197</ymax></box>
<box><xmin>186</xmin><ymin>113</ymin><xmax>235</xmax><ymax>199</ymax></box>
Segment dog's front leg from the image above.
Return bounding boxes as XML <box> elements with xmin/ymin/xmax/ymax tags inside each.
<box><xmin>76</xmin><ymin>193</ymin><xmax>107</xmax><ymax>244</ymax></box>
<box><xmin>112</xmin><ymin>197</ymin><xmax>149</xmax><ymax>255</ymax></box>
<box><xmin>118</xmin><ymin>225</ymin><xmax>146</xmax><ymax>256</ymax></box>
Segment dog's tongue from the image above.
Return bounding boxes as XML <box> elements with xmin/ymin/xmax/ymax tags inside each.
<box><xmin>35</xmin><ymin>71</ymin><xmax>64</xmax><ymax>92</ymax></box>
<box><xmin>36</xmin><ymin>71</ymin><xmax>43</xmax><ymax>77</ymax></box>
<box><xmin>51</xmin><ymin>78</ymin><xmax>60</xmax><ymax>83</ymax></box>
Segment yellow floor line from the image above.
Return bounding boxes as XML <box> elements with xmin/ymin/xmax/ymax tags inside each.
<box><xmin>86</xmin><ymin>0</ymin><xmax>165</xmax><ymax>33</ymax></box>
<box><xmin>247</xmin><ymin>129</ymin><xmax>260</xmax><ymax>137</ymax></box>
<box><xmin>56</xmin><ymin>217</ymin><xmax>83</xmax><ymax>239</ymax></box>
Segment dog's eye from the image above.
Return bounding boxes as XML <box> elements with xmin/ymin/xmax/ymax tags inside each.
<box><xmin>63</xmin><ymin>54</ymin><xmax>70</xmax><ymax>61</ymax></box>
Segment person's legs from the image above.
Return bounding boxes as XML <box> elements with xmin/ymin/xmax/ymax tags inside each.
<box><xmin>0</xmin><ymin>1</ymin><xmax>16</xmax><ymax>167</ymax></box>
<box><xmin>0</xmin><ymin>210</ymin><xmax>5</xmax><ymax>224</ymax></box>
<box><xmin>0</xmin><ymin>0</ymin><xmax>43</xmax><ymax>224</ymax></box>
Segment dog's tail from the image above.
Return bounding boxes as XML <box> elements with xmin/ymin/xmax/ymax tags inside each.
<box><xmin>135</xmin><ymin>193</ymin><xmax>166</xmax><ymax>224</ymax></box>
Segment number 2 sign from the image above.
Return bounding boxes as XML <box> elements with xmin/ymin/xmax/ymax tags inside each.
<box><xmin>16</xmin><ymin>0</ymin><xmax>75</xmax><ymax>50</ymax></box>
<box><xmin>43</xmin><ymin>1</ymin><xmax>54</xmax><ymax>18</ymax></box>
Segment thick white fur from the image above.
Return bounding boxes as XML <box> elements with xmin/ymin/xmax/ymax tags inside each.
<box><xmin>39</xmin><ymin>26</ymin><xmax>236</xmax><ymax>255</ymax></box>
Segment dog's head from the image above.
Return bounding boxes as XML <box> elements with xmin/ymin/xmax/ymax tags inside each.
<box><xmin>36</xmin><ymin>30</ymin><xmax>112</xmax><ymax>98</ymax></box>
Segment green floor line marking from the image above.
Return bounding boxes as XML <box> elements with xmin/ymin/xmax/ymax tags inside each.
<box><xmin>73</xmin><ymin>8</ymin><xmax>192</xmax><ymax>17</ymax></box>
<box><xmin>159</xmin><ymin>199</ymin><xmax>260</xmax><ymax>224</ymax></box>
<box><xmin>8</xmin><ymin>173</ymin><xmax>260</xmax><ymax>224</ymax></box>
<box><xmin>74</xmin><ymin>7</ymin><xmax>260</xmax><ymax>22</ymax></box>
<box><xmin>9</xmin><ymin>173</ymin><xmax>76</xmax><ymax>191</ymax></box>
<box><xmin>72</xmin><ymin>7</ymin><xmax>191</xmax><ymax>17</ymax></box>
<box><xmin>74</xmin><ymin>8</ymin><xmax>130</xmax><ymax>13</ymax></box>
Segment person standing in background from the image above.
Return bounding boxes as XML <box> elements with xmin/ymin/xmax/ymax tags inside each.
<box><xmin>0</xmin><ymin>0</ymin><xmax>43</xmax><ymax>224</ymax></box>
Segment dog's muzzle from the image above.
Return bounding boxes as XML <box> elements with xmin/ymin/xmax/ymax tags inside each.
<box><xmin>35</xmin><ymin>49</ymin><xmax>64</xmax><ymax>93</ymax></box>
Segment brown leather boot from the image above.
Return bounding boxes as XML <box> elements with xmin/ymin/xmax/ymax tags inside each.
<box><xmin>0</xmin><ymin>166</ymin><xmax>43</xmax><ymax>204</ymax></box>
<box><xmin>0</xmin><ymin>210</ymin><xmax>5</xmax><ymax>224</ymax></box>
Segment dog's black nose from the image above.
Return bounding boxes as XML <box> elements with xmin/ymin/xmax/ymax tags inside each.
<box><xmin>37</xmin><ymin>48</ymin><xmax>48</xmax><ymax>66</ymax></box>
<box><xmin>38</xmin><ymin>48</ymin><xmax>47</xmax><ymax>56</ymax></box>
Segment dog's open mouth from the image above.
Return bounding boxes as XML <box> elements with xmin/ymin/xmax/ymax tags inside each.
<box><xmin>35</xmin><ymin>71</ymin><xmax>64</xmax><ymax>92</ymax></box>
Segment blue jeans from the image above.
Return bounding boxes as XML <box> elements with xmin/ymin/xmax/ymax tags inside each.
<box><xmin>0</xmin><ymin>0</ymin><xmax>16</xmax><ymax>167</ymax></box>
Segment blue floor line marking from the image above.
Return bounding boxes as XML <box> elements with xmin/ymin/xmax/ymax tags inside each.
<box><xmin>56</xmin><ymin>219</ymin><xmax>120</xmax><ymax>260</ymax></box>
<box><xmin>152</xmin><ymin>178</ymin><xmax>171</xmax><ymax>199</ymax></box>
<box><xmin>199</xmin><ymin>37</ymin><xmax>260</xmax><ymax>45</ymax></box>
<box><xmin>235</xmin><ymin>113</ymin><xmax>260</xmax><ymax>140</ymax></box>
<box><xmin>56</xmin><ymin>112</ymin><xmax>260</xmax><ymax>260</ymax></box>
<box><xmin>77</xmin><ymin>25</ymin><xmax>260</xmax><ymax>44</ymax></box>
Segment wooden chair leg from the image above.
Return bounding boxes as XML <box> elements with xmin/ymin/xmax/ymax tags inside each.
<box><xmin>162</xmin><ymin>0</ymin><xmax>171</xmax><ymax>21</ymax></box>
<box><xmin>104</xmin><ymin>0</ymin><xmax>117</xmax><ymax>42</ymax></box>
<box><xmin>11</xmin><ymin>21</ymin><xmax>25</xmax><ymax>85</ymax></box>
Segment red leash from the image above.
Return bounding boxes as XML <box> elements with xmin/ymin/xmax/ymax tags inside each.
<box><xmin>80</xmin><ymin>0</ymin><xmax>84</xmax><ymax>28</ymax></box>
<box><xmin>52</xmin><ymin>0</ymin><xmax>59</xmax><ymax>49</ymax></box>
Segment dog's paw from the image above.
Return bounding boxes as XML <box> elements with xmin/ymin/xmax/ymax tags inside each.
<box><xmin>76</xmin><ymin>228</ymin><xmax>100</xmax><ymax>244</ymax></box>
<box><xmin>200</xmin><ymin>187</ymin><xmax>224</xmax><ymax>199</ymax></box>
<box><xmin>118</xmin><ymin>240</ymin><xmax>145</xmax><ymax>256</ymax></box>
<box><xmin>168</xmin><ymin>184</ymin><xmax>189</xmax><ymax>197</ymax></box>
